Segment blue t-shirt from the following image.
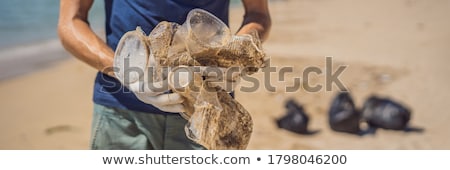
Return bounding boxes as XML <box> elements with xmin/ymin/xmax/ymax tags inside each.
<box><xmin>94</xmin><ymin>0</ymin><xmax>230</xmax><ymax>114</ymax></box>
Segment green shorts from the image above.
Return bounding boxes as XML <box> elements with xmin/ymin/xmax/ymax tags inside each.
<box><xmin>90</xmin><ymin>103</ymin><xmax>205</xmax><ymax>150</ymax></box>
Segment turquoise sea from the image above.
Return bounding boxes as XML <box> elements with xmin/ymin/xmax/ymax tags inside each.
<box><xmin>0</xmin><ymin>0</ymin><xmax>105</xmax><ymax>49</ymax></box>
<box><xmin>0</xmin><ymin>0</ymin><xmax>244</xmax><ymax>50</ymax></box>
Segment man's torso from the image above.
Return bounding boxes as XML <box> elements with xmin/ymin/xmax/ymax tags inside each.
<box><xmin>93</xmin><ymin>0</ymin><xmax>230</xmax><ymax>114</ymax></box>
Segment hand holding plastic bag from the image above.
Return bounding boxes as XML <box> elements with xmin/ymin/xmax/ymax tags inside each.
<box><xmin>113</xmin><ymin>9</ymin><xmax>266</xmax><ymax>149</ymax></box>
<box><xmin>114</xmin><ymin>27</ymin><xmax>185</xmax><ymax>113</ymax></box>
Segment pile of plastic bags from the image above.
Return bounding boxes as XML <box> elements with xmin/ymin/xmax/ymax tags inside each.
<box><xmin>114</xmin><ymin>9</ymin><xmax>266</xmax><ymax>149</ymax></box>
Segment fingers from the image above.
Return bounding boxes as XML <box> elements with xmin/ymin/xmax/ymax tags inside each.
<box><xmin>142</xmin><ymin>81</ymin><xmax>168</xmax><ymax>96</ymax></box>
<box><xmin>128</xmin><ymin>80</ymin><xmax>169</xmax><ymax>96</ymax></box>
<box><xmin>135</xmin><ymin>92</ymin><xmax>184</xmax><ymax>106</ymax></box>
<box><xmin>135</xmin><ymin>92</ymin><xmax>185</xmax><ymax>113</ymax></box>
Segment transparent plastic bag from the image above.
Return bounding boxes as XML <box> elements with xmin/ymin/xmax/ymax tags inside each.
<box><xmin>115</xmin><ymin>9</ymin><xmax>264</xmax><ymax>150</ymax></box>
<box><xmin>168</xmin><ymin>9</ymin><xmax>231</xmax><ymax>64</ymax></box>
<box><xmin>216</xmin><ymin>31</ymin><xmax>265</xmax><ymax>73</ymax></box>
<box><xmin>147</xmin><ymin>21</ymin><xmax>178</xmax><ymax>82</ymax></box>
<box><xmin>114</xmin><ymin>27</ymin><xmax>149</xmax><ymax>86</ymax></box>
<box><xmin>184</xmin><ymin>84</ymin><xmax>224</xmax><ymax>149</ymax></box>
<box><xmin>184</xmin><ymin>9</ymin><xmax>231</xmax><ymax>55</ymax></box>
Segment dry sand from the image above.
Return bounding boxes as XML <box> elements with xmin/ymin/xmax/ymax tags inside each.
<box><xmin>1</xmin><ymin>0</ymin><xmax>449</xmax><ymax>149</ymax></box>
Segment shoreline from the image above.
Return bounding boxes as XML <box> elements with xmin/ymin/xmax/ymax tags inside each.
<box><xmin>0</xmin><ymin>39</ymin><xmax>70</xmax><ymax>81</ymax></box>
<box><xmin>0</xmin><ymin>28</ymin><xmax>105</xmax><ymax>81</ymax></box>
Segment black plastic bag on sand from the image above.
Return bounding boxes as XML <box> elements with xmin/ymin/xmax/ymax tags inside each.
<box><xmin>276</xmin><ymin>99</ymin><xmax>310</xmax><ymax>134</ymax></box>
<box><xmin>362</xmin><ymin>96</ymin><xmax>411</xmax><ymax>130</ymax></box>
<box><xmin>328</xmin><ymin>92</ymin><xmax>361</xmax><ymax>134</ymax></box>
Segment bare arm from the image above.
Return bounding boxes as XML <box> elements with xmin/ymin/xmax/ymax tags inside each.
<box><xmin>237</xmin><ymin>0</ymin><xmax>272</xmax><ymax>42</ymax></box>
<box><xmin>58</xmin><ymin>0</ymin><xmax>115</xmax><ymax>77</ymax></box>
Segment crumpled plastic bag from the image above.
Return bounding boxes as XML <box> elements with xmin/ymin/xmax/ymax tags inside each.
<box><xmin>328</xmin><ymin>92</ymin><xmax>361</xmax><ymax>134</ymax></box>
<box><xmin>113</xmin><ymin>9</ymin><xmax>266</xmax><ymax>149</ymax></box>
<box><xmin>362</xmin><ymin>96</ymin><xmax>411</xmax><ymax>130</ymax></box>
<box><xmin>276</xmin><ymin>99</ymin><xmax>310</xmax><ymax>134</ymax></box>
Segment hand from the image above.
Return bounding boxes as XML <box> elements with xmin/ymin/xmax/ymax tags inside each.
<box><xmin>126</xmin><ymin>80</ymin><xmax>185</xmax><ymax>113</ymax></box>
<box><xmin>113</xmin><ymin>27</ymin><xmax>185</xmax><ymax>113</ymax></box>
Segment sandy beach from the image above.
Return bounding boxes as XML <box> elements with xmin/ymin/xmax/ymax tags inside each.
<box><xmin>1</xmin><ymin>0</ymin><xmax>449</xmax><ymax>149</ymax></box>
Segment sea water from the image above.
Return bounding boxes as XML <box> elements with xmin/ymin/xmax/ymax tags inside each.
<box><xmin>0</xmin><ymin>0</ymin><xmax>105</xmax><ymax>50</ymax></box>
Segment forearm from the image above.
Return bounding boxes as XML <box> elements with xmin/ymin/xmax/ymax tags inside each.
<box><xmin>237</xmin><ymin>13</ymin><xmax>271</xmax><ymax>42</ymax></box>
<box><xmin>58</xmin><ymin>20</ymin><xmax>115</xmax><ymax>77</ymax></box>
<box><xmin>58</xmin><ymin>0</ymin><xmax>115</xmax><ymax>77</ymax></box>
<box><xmin>237</xmin><ymin>0</ymin><xmax>271</xmax><ymax>42</ymax></box>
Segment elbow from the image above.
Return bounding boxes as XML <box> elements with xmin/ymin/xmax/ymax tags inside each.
<box><xmin>57</xmin><ymin>20</ymin><xmax>79</xmax><ymax>59</ymax></box>
<box><xmin>57</xmin><ymin>20</ymin><xmax>73</xmax><ymax>52</ymax></box>
<box><xmin>57</xmin><ymin>21</ymin><xmax>68</xmax><ymax>44</ymax></box>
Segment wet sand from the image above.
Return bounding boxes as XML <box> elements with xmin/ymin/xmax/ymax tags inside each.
<box><xmin>0</xmin><ymin>0</ymin><xmax>449</xmax><ymax>149</ymax></box>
